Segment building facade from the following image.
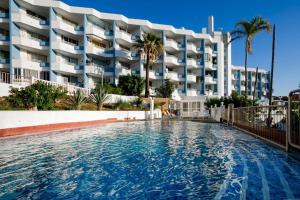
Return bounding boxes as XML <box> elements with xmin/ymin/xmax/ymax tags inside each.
<box><xmin>0</xmin><ymin>0</ymin><xmax>269</xmax><ymax>100</ymax></box>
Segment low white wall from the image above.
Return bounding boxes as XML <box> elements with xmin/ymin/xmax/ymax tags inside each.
<box><xmin>0</xmin><ymin>83</ymin><xmax>23</xmax><ymax>97</ymax></box>
<box><xmin>107</xmin><ymin>94</ymin><xmax>137</xmax><ymax>103</ymax></box>
<box><xmin>210</xmin><ymin>106</ymin><xmax>225</xmax><ymax>122</ymax></box>
<box><xmin>0</xmin><ymin>110</ymin><xmax>162</xmax><ymax>129</ymax></box>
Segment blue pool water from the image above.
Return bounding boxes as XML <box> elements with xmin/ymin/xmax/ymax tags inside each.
<box><xmin>0</xmin><ymin>121</ymin><xmax>300</xmax><ymax>199</ymax></box>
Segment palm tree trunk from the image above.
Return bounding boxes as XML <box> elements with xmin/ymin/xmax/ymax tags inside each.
<box><xmin>268</xmin><ymin>24</ymin><xmax>275</xmax><ymax>106</ymax></box>
<box><xmin>145</xmin><ymin>53</ymin><xmax>150</xmax><ymax>98</ymax></box>
<box><xmin>244</xmin><ymin>40</ymin><xmax>248</xmax><ymax>99</ymax></box>
<box><xmin>253</xmin><ymin>66</ymin><xmax>258</xmax><ymax>105</ymax></box>
<box><xmin>267</xmin><ymin>24</ymin><xmax>276</xmax><ymax>127</ymax></box>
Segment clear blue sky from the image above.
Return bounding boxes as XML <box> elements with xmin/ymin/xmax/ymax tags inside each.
<box><xmin>62</xmin><ymin>0</ymin><xmax>300</xmax><ymax>95</ymax></box>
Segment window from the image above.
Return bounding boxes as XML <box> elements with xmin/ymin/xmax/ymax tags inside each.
<box><xmin>40</xmin><ymin>71</ymin><xmax>49</xmax><ymax>81</ymax></box>
<box><xmin>183</xmin><ymin>102</ymin><xmax>188</xmax><ymax>112</ymax></box>
<box><xmin>27</xmin><ymin>51</ymin><xmax>47</xmax><ymax>63</ymax></box>
<box><xmin>23</xmin><ymin>69</ymin><xmax>38</xmax><ymax>79</ymax></box>
<box><xmin>212</xmin><ymin>57</ymin><xmax>217</xmax><ymax>64</ymax></box>
<box><xmin>61</xmin><ymin>16</ymin><xmax>78</xmax><ymax>26</ymax></box>
<box><xmin>61</xmin><ymin>55</ymin><xmax>78</xmax><ymax>65</ymax></box>
<box><xmin>61</xmin><ymin>35</ymin><xmax>78</xmax><ymax>46</ymax></box>
<box><xmin>26</xmin><ymin>10</ymin><xmax>46</xmax><ymax>21</ymax></box>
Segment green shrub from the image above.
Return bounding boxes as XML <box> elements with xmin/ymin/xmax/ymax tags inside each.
<box><xmin>118</xmin><ymin>75</ymin><xmax>144</xmax><ymax>96</ymax></box>
<box><xmin>113</xmin><ymin>99</ymin><xmax>133</xmax><ymax>110</ymax></box>
<box><xmin>6</xmin><ymin>81</ymin><xmax>66</xmax><ymax>110</ymax></box>
<box><xmin>205</xmin><ymin>91</ymin><xmax>258</xmax><ymax>108</ymax></box>
<box><xmin>89</xmin><ymin>84</ymin><xmax>111</xmax><ymax>110</ymax></box>
<box><xmin>67</xmin><ymin>89</ymin><xmax>87</xmax><ymax>110</ymax></box>
<box><xmin>103</xmin><ymin>83</ymin><xmax>122</xmax><ymax>95</ymax></box>
<box><xmin>155</xmin><ymin>79</ymin><xmax>174</xmax><ymax>98</ymax></box>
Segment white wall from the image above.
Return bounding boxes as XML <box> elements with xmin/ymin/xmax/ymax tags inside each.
<box><xmin>0</xmin><ymin>110</ymin><xmax>162</xmax><ymax>129</ymax></box>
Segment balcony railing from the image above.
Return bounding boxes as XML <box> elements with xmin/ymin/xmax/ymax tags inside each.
<box><xmin>0</xmin><ymin>35</ymin><xmax>9</xmax><ymax>41</ymax></box>
<box><xmin>74</xmin><ymin>26</ymin><xmax>84</xmax><ymax>32</ymax></box>
<box><xmin>0</xmin><ymin>12</ymin><xmax>9</xmax><ymax>18</ymax></box>
<box><xmin>0</xmin><ymin>58</ymin><xmax>9</xmax><ymax>64</ymax></box>
<box><xmin>39</xmin><ymin>20</ymin><xmax>49</xmax><ymax>25</ymax></box>
<box><xmin>40</xmin><ymin>41</ymin><xmax>49</xmax><ymax>47</ymax></box>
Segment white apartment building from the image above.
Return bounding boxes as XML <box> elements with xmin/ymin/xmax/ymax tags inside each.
<box><xmin>0</xmin><ymin>0</ymin><xmax>269</xmax><ymax>100</ymax></box>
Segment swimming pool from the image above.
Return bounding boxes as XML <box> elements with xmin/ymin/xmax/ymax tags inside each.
<box><xmin>0</xmin><ymin>121</ymin><xmax>300</xmax><ymax>199</ymax></box>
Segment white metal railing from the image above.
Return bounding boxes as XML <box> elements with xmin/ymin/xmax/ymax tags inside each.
<box><xmin>31</xmin><ymin>77</ymin><xmax>91</xmax><ymax>96</ymax></box>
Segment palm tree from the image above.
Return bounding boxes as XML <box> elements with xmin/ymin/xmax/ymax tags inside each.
<box><xmin>68</xmin><ymin>89</ymin><xmax>86</xmax><ymax>110</ymax></box>
<box><xmin>134</xmin><ymin>33</ymin><xmax>163</xmax><ymax>98</ymax></box>
<box><xmin>89</xmin><ymin>85</ymin><xmax>110</xmax><ymax>110</ymax></box>
<box><xmin>230</xmin><ymin>16</ymin><xmax>271</xmax><ymax>98</ymax></box>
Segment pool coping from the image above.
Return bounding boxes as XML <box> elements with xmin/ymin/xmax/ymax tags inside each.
<box><xmin>0</xmin><ymin>118</ymin><xmax>144</xmax><ymax>138</ymax></box>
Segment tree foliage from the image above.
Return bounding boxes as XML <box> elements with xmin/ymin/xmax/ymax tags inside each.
<box><xmin>133</xmin><ymin>32</ymin><xmax>163</xmax><ymax>97</ymax></box>
<box><xmin>155</xmin><ymin>79</ymin><xmax>174</xmax><ymax>98</ymax></box>
<box><xmin>230</xmin><ymin>16</ymin><xmax>271</xmax><ymax>98</ymax></box>
<box><xmin>118</xmin><ymin>75</ymin><xmax>145</xmax><ymax>96</ymax></box>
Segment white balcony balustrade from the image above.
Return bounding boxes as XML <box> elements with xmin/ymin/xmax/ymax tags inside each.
<box><xmin>187</xmin><ymin>74</ymin><xmax>197</xmax><ymax>83</ymax></box>
<box><xmin>53</xmin><ymin>41</ymin><xmax>83</xmax><ymax>55</ymax></box>
<box><xmin>12</xmin><ymin>12</ymin><xmax>49</xmax><ymax>30</ymax></box>
<box><xmin>186</xmin><ymin>58</ymin><xmax>199</xmax><ymax>69</ymax></box>
<box><xmin>53</xmin><ymin>19</ymin><xmax>83</xmax><ymax>35</ymax></box>
<box><xmin>86</xmin><ymin>45</ymin><xmax>114</xmax><ymax>57</ymax></box>
<box><xmin>115</xmin><ymin>30</ymin><xmax>137</xmax><ymax>43</ymax></box>
<box><xmin>86</xmin><ymin>24</ymin><xmax>113</xmax><ymax>39</ymax></box>
<box><xmin>186</xmin><ymin>43</ymin><xmax>197</xmax><ymax>53</ymax></box>
<box><xmin>186</xmin><ymin>88</ymin><xmax>198</xmax><ymax>96</ymax></box>
<box><xmin>165</xmin><ymin>55</ymin><xmax>184</xmax><ymax>66</ymax></box>
<box><xmin>12</xmin><ymin>36</ymin><xmax>49</xmax><ymax>51</ymax></box>
<box><xmin>205</xmin><ymin>76</ymin><xmax>217</xmax><ymax>84</ymax></box>
<box><xmin>52</xmin><ymin>62</ymin><xmax>83</xmax><ymax>75</ymax></box>
<box><xmin>13</xmin><ymin>59</ymin><xmax>49</xmax><ymax>71</ymax></box>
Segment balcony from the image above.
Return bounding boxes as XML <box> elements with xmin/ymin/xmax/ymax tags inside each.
<box><xmin>0</xmin><ymin>58</ymin><xmax>9</xmax><ymax>69</ymax></box>
<box><xmin>115</xmin><ymin>30</ymin><xmax>138</xmax><ymax>43</ymax></box>
<box><xmin>165</xmin><ymin>55</ymin><xmax>185</xmax><ymax>66</ymax></box>
<box><xmin>116</xmin><ymin>66</ymin><xmax>131</xmax><ymax>76</ymax></box>
<box><xmin>165</xmin><ymin>39</ymin><xmax>185</xmax><ymax>51</ymax></box>
<box><xmin>13</xmin><ymin>59</ymin><xmax>49</xmax><ymax>71</ymax></box>
<box><xmin>143</xmin><ymin>70</ymin><xmax>163</xmax><ymax>80</ymax></box>
<box><xmin>115</xmin><ymin>49</ymin><xmax>139</xmax><ymax>60</ymax></box>
<box><xmin>52</xmin><ymin>62</ymin><xmax>83</xmax><ymax>75</ymax></box>
<box><xmin>12</xmin><ymin>36</ymin><xmax>49</xmax><ymax>51</ymax></box>
<box><xmin>205</xmin><ymin>76</ymin><xmax>217</xmax><ymax>84</ymax></box>
<box><xmin>86</xmin><ymin>45</ymin><xmax>114</xmax><ymax>58</ymax></box>
<box><xmin>52</xmin><ymin>19</ymin><xmax>83</xmax><ymax>35</ymax></box>
<box><xmin>86</xmin><ymin>64</ymin><xmax>105</xmax><ymax>77</ymax></box>
<box><xmin>186</xmin><ymin>88</ymin><xmax>198</xmax><ymax>96</ymax></box>
<box><xmin>205</xmin><ymin>61</ymin><xmax>216</xmax><ymax>70</ymax></box>
<box><xmin>165</xmin><ymin>71</ymin><xmax>185</xmax><ymax>82</ymax></box>
<box><xmin>12</xmin><ymin>12</ymin><xmax>49</xmax><ymax>30</ymax></box>
<box><xmin>186</xmin><ymin>58</ymin><xmax>199</xmax><ymax>69</ymax></box>
<box><xmin>205</xmin><ymin>46</ymin><xmax>213</xmax><ymax>55</ymax></box>
<box><xmin>186</xmin><ymin>74</ymin><xmax>197</xmax><ymax>83</ymax></box>
<box><xmin>186</xmin><ymin>43</ymin><xmax>197</xmax><ymax>53</ymax></box>
<box><xmin>0</xmin><ymin>11</ymin><xmax>8</xmax><ymax>19</ymax></box>
<box><xmin>0</xmin><ymin>35</ymin><xmax>9</xmax><ymax>45</ymax></box>
<box><xmin>86</xmin><ymin>24</ymin><xmax>113</xmax><ymax>40</ymax></box>
<box><xmin>53</xmin><ymin>41</ymin><xmax>83</xmax><ymax>55</ymax></box>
